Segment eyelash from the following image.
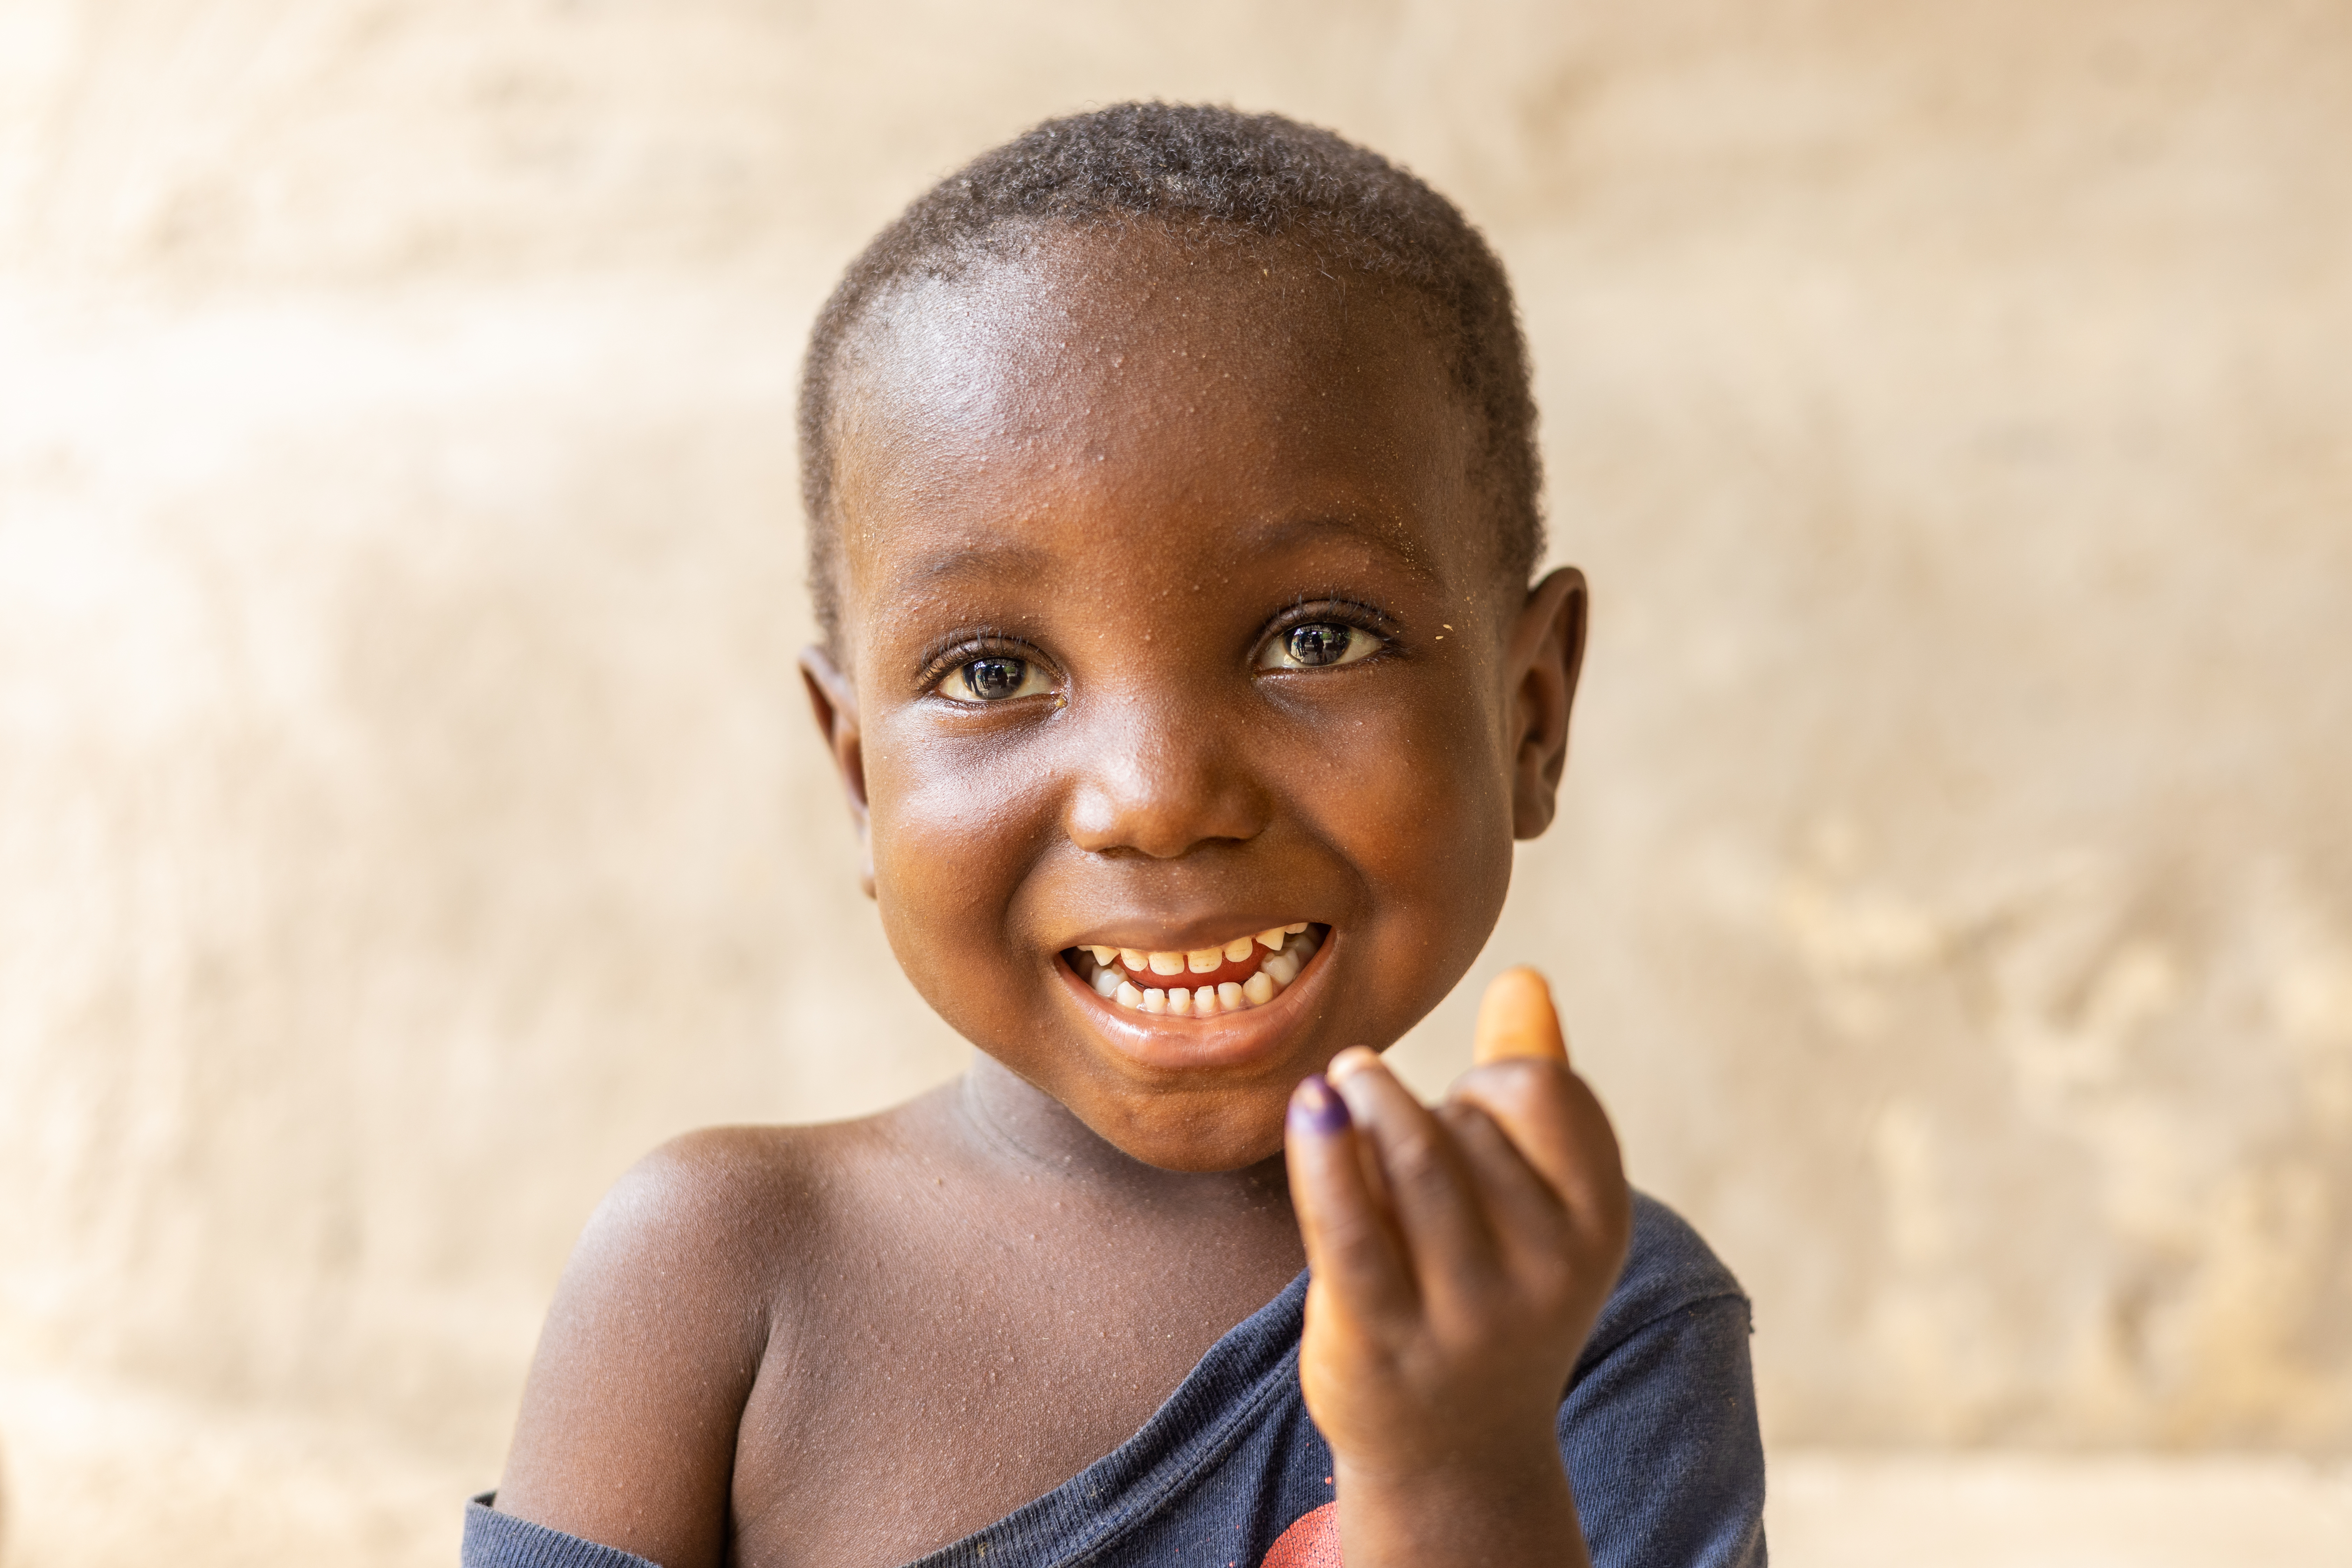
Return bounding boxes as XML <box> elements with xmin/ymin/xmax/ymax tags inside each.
<box><xmin>1260</xmin><ymin>599</ymin><xmax>1396</xmax><ymax>659</ymax></box>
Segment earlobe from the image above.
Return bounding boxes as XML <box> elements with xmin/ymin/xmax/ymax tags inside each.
<box><xmin>1506</xmin><ymin>567</ymin><xmax>1588</xmax><ymax>841</ymax></box>
<box><xmin>798</xmin><ymin>645</ymin><xmax>876</xmax><ymax>898</ymax></box>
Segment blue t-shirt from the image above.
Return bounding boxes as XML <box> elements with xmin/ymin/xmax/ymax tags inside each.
<box><xmin>464</xmin><ymin>1191</ymin><xmax>1764</xmax><ymax>1567</ymax></box>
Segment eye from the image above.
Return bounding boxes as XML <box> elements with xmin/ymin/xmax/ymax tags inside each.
<box><xmin>1258</xmin><ymin>621</ymin><xmax>1381</xmax><ymax>671</ymax></box>
<box><xmin>938</xmin><ymin>653</ymin><xmax>1056</xmax><ymax>704</ymax></box>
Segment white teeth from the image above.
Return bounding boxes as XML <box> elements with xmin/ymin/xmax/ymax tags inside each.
<box><xmin>1089</xmin><ymin>924</ymin><xmax>1325</xmax><ymax>1016</ymax></box>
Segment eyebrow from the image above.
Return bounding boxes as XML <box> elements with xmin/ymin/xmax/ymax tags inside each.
<box><xmin>1236</xmin><ymin>511</ymin><xmax>1442</xmax><ymax>584</ymax></box>
<box><xmin>874</xmin><ymin>537</ymin><xmax>1065</xmax><ymax>597</ymax></box>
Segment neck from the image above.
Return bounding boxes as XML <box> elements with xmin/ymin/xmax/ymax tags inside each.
<box><xmin>955</xmin><ymin>1054</ymin><xmax>1294</xmax><ymax>1218</ymax></box>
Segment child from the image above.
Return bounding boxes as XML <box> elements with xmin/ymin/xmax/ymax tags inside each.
<box><xmin>468</xmin><ymin>104</ymin><xmax>1763</xmax><ymax>1568</ymax></box>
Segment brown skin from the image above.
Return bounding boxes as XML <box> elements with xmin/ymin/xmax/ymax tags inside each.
<box><xmin>495</xmin><ymin>227</ymin><xmax>1625</xmax><ymax>1567</ymax></box>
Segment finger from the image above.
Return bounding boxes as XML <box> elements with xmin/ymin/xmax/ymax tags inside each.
<box><xmin>1326</xmin><ymin>1048</ymin><xmax>1500</xmax><ymax>1301</ymax></box>
<box><xmin>1442</xmin><ymin>1095</ymin><xmax>1631</xmax><ymax>1338</ymax></box>
<box><xmin>1473</xmin><ymin>966</ymin><xmax>1569</xmax><ymax>1066</ymax></box>
<box><xmin>1285</xmin><ymin>1073</ymin><xmax>1414</xmax><ymax>1325</ymax></box>
<box><xmin>1448</xmin><ymin>1058</ymin><xmax>1630</xmax><ymax>1254</ymax></box>
<box><xmin>1435</xmin><ymin>1098</ymin><xmax>1569</xmax><ymax>1257</ymax></box>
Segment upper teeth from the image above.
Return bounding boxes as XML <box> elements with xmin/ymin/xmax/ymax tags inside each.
<box><xmin>1076</xmin><ymin>925</ymin><xmax>1322</xmax><ymax>1018</ymax></box>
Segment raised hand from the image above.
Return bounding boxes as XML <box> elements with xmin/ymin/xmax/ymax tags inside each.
<box><xmin>1284</xmin><ymin>967</ymin><xmax>1632</xmax><ymax>1567</ymax></box>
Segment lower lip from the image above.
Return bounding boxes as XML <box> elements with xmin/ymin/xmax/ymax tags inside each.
<box><xmin>1055</xmin><ymin>931</ymin><xmax>1331</xmax><ymax>1073</ymax></box>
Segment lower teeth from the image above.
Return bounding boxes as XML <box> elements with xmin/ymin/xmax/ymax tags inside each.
<box><xmin>1080</xmin><ymin>929</ymin><xmax>1320</xmax><ymax>1016</ymax></box>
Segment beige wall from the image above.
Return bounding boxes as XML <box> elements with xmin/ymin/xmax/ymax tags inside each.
<box><xmin>3</xmin><ymin>0</ymin><xmax>2349</xmax><ymax>1560</ymax></box>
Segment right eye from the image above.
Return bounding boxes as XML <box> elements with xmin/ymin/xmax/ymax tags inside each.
<box><xmin>938</xmin><ymin>654</ymin><xmax>1055</xmax><ymax>704</ymax></box>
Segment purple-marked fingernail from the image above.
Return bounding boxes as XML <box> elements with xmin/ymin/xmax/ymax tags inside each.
<box><xmin>1289</xmin><ymin>1073</ymin><xmax>1351</xmax><ymax>1136</ymax></box>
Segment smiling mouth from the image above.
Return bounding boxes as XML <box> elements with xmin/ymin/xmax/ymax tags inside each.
<box><xmin>1063</xmin><ymin>924</ymin><xmax>1325</xmax><ymax>1017</ymax></box>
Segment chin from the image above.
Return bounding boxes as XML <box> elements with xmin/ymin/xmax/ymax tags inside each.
<box><xmin>1090</xmin><ymin>1094</ymin><xmax>1290</xmax><ymax>1174</ymax></box>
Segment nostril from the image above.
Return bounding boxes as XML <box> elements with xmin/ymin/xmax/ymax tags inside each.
<box><xmin>1063</xmin><ymin>769</ymin><xmax>1270</xmax><ymax>860</ymax></box>
<box><xmin>1055</xmin><ymin>692</ymin><xmax>1273</xmax><ymax>857</ymax></box>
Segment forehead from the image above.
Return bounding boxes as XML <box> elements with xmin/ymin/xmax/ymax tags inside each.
<box><xmin>826</xmin><ymin>227</ymin><xmax>1483</xmax><ymax>617</ymax></box>
<box><xmin>841</xmin><ymin>226</ymin><xmax>1449</xmax><ymax>424</ymax></box>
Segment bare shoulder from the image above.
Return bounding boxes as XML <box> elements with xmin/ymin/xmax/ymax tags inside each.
<box><xmin>495</xmin><ymin>1101</ymin><xmax>947</xmax><ymax>1568</ymax></box>
<box><xmin>573</xmin><ymin>1121</ymin><xmax>832</xmax><ymax>1286</ymax></box>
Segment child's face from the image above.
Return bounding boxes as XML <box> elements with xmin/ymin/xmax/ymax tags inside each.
<box><xmin>806</xmin><ymin>230</ymin><xmax>1583</xmax><ymax>1172</ymax></box>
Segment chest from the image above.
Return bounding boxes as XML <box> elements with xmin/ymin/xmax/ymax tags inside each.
<box><xmin>725</xmin><ymin>1205</ymin><xmax>1303</xmax><ymax>1568</ymax></box>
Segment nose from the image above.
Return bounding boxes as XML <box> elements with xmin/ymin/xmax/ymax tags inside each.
<box><xmin>1063</xmin><ymin>696</ymin><xmax>1272</xmax><ymax>859</ymax></box>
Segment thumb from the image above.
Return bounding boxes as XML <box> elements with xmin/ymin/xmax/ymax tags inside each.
<box><xmin>1472</xmin><ymin>966</ymin><xmax>1570</xmax><ymax>1066</ymax></box>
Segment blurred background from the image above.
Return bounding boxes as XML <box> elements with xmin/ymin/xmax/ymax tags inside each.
<box><xmin>2</xmin><ymin>1</ymin><xmax>2348</xmax><ymax>1563</ymax></box>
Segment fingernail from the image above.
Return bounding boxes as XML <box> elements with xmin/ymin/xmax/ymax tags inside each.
<box><xmin>1326</xmin><ymin>1046</ymin><xmax>1380</xmax><ymax>1082</ymax></box>
<box><xmin>1289</xmin><ymin>1073</ymin><xmax>1351</xmax><ymax>1136</ymax></box>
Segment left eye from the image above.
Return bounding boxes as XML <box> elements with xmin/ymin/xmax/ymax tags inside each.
<box><xmin>942</xmin><ymin>654</ymin><xmax>1055</xmax><ymax>703</ymax></box>
<box><xmin>1258</xmin><ymin>622</ymin><xmax>1381</xmax><ymax>671</ymax></box>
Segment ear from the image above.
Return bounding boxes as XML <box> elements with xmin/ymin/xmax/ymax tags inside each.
<box><xmin>798</xmin><ymin>644</ymin><xmax>875</xmax><ymax>899</ymax></box>
<box><xmin>1505</xmin><ymin>566</ymin><xmax>1589</xmax><ymax>840</ymax></box>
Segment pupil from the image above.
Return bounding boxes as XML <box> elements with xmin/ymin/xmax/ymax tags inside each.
<box><xmin>1286</xmin><ymin>624</ymin><xmax>1351</xmax><ymax>666</ymax></box>
<box><xmin>962</xmin><ymin>657</ymin><xmax>1025</xmax><ymax>699</ymax></box>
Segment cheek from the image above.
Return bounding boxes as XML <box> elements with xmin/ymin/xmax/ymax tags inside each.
<box><xmin>1292</xmin><ymin>674</ymin><xmax>1516</xmax><ymax>935</ymax></box>
<box><xmin>862</xmin><ymin>722</ymin><xmax>1055</xmax><ymax>978</ymax></box>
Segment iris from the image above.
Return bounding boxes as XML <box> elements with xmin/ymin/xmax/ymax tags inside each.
<box><xmin>961</xmin><ymin>657</ymin><xmax>1029</xmax><ymax>700</ymax></box>
<box><xmin>1283</xmin><ymin>625</ymin><xmax>1354</xmax><ymax>667</ymax></box>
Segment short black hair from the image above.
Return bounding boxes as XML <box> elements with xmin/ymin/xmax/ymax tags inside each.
<box><xmin>798</xmin><ymin>102</ymin><xmax>1541</xmax><ymax>651</ymax></box>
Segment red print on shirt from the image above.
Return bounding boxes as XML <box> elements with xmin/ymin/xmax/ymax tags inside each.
<box><xmin>1259</xmin><ymin>1502</ymin><xmax>1341</xmax><ymax>1567</ymax></box>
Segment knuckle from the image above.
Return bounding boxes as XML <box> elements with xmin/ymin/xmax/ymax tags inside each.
<box><xmin>1526</xmin><ymin>1248</ymin><xmax>1581</xmax><ymax>1306</ymax></box>
<box><xmin>1435</xmin><ymin>1100</ymin><xmax>1496</xmax><ymax>1147</ymax></box>
<box><xmin>1434</xmin><ymin>1098</ymin><xmax>1481</xmax><ymax>1130</ymax></box>
<box><xmin>1315</xmin><ymin>1217</ymin><xmax>1401</xmax><ymax>1285</ymax></box>
<box><xmin>1461</xmin><ymin>1058</ymin><xmax>1571</xmax><ymax>1109</ymax></box>
<box><xmin>1383</xmin><ymin>1129</ymin><xmax>1451</xmax><ymax>1191</ymax></box>
<box><xmin>1314</xmin><ymin>1204</ymin><xmax>1385</xmax><ymax>1258</ymax></box>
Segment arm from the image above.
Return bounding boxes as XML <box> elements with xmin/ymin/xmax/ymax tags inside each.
<box><xmin>492</xmin><ymin>1131</ymin><xmax>780</xmax><ymax>1568</ymax></box>
<box><xmin>1285</xmin><ymin>968</ymin><xmax>1633</xmax><ymax>1568</ymax></box>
